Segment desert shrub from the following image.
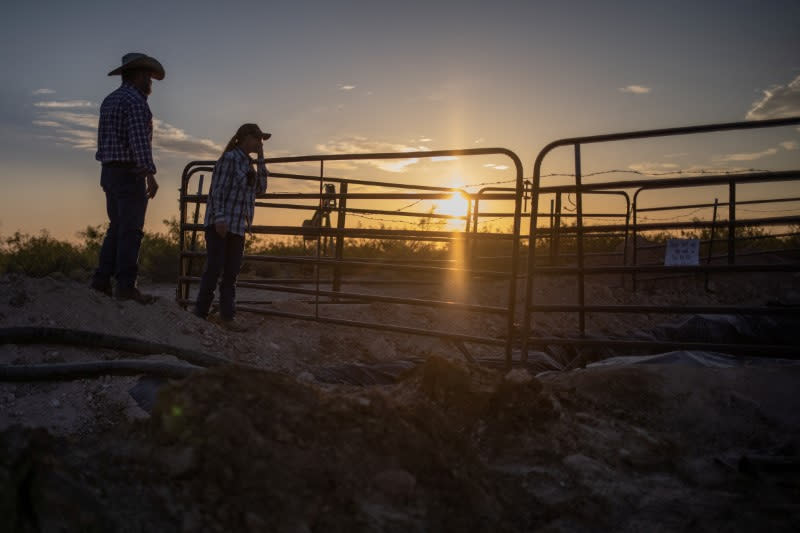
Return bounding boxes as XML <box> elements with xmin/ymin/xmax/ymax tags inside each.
<box><xmin>138</xmin><ymin>218</ymin><xmax>183</xmax><ymax>282</ymax></box>
<box><xmin>0</xmin><ymin>231</ymin><xmax>92</xmax><ymax>277</ymax></box>
<box><xmin>0</xmin><ymin>218</ymin><xmax>184</xmax><ymax>282</ymax></box>
<box><xmin>140</xmin><ymin>232</ymin><xmax>179</xmax><ymax>282</ymax></box>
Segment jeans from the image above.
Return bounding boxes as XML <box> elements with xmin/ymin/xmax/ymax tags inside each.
<box><xmin>93</xmin><ymin>166</ymin><xmax>148</xmax><ymax>289</ymax></box>
<box><xmin>194</xmin><ymin>227</ymin><xmax>245</xmax><ymax>320</ymax></box>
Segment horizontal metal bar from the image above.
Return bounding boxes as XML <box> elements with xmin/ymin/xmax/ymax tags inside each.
<box><xmin>180</xmin><ymin>222</ymin><xmax>517</xmax><ymax>241</ymax></box>
<box><xmin>636</xmin><ymin>246</ymin><xmax>800</xmax><ymax>262</ymax></box>
<box><xmin>524</xmin><ymin>336</ymin><xmax>798</xmax><ymax>357</ymax></box>
<box><xmin>534</xmin><ymin>117</ymin><xmax>800</xmax><ymax>155</ymax></box>
<box><xmin>528</xmin><ymin>304</ymin><xmax>799</xmax><ymax>315</ymax></box>
<box><xmin>637</xmin><ymin>196</ymin><xmax>800</xmax><ymax>213</ymax></box>
<box><xmin>252</xmin><ymin>202</ymin><xmax>317</xmax><ymax>211</ymax></box>
<box><xmin>183</xmin><ymin>146</ymin><xmax>521</xmax><ymax>171</ymax></box>
<box><xmin>340</xmin><ymin>207</ymin><xmax>466</xmax><ymax>220</ymax></box>
<box><xmin>537</xmin><ymin>169</ymin><xmax>800</xmax><ymax>194</ymax></box>
<box><xmin>230</xmin><ymin>281</ymin><xmax>509</xmax><ymax>314</ymax></box>
<box><xmin>636</xmin><ymin>233</ymin><xmax>800</xmax><ymax>249</ymax></box>
<box><xmin>252</xmin><ymin>202</ymin><xmax>467</xmax><ymax>220</ymax></box>
<box><xmin>529</xmin><ymin>264</ymin><xmax>799</xmax><ymax>275</ymax></box>
<box><xmin>179</xmin><ymin>277</ymin><xmax>445</xmax><ymax>286</ymax></box>
<box><xmin>234</xmin><ymin>306</ymin><xmax>507</xmax><ymax>347</ymax></box>
<box><xmin>186</xmin><ymin>192</ymin><xmax>460</xmax><ymax>201</ymax></box>
<box><xmin>267</xmin><ymin>171</ymin><xmax>465</xmax><ymax>192</ymax></box>
<box><xmin>265</xmin><ymin>146</ymin><xmax>521</xmax><ymax>165</ymax></box>
<box><xmin>600</xmin><ymin>215</ymin><xmax>800</xmax><ymax>233</ymax></box>
<box><xmin>636</xmin><ymin>235</ymin><xmax>800</xmax><ymax>251</ymax></box>
<box><xmin>179</xmin><ymin>252</ymin><xmax>511</xmax><ymax>277</ymax></box>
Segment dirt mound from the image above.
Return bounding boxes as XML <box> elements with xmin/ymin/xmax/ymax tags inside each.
<box><xmin>2</xmin><ymin>275</ymin><xmax>800</xmax><ymax>531</ymax></box>
<box><xmin>2</xmin><ymin>362</ymin><xmax>551</xmax><ymax>531</ymax></box>
<box><xmin>5</xmin><ymin>357</ymin><xmax>800</xmax><ymax>531</ymax></box>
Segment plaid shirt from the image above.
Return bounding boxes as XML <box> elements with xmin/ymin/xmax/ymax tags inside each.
<box><xmin>95</xmin><ymin>83</ymin><xmax>156</xmax><ymax>175</ymax></box>
<box><xmin>204</xmin><ymin>147</ymin><xmax>268</xmax><ymax>236</ymax></box>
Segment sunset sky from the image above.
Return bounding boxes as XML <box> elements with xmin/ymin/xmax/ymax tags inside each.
<box><xmin>1</xmin><ymin>0</ymin><xmax>799</xmax><ymax>240</ymax></box>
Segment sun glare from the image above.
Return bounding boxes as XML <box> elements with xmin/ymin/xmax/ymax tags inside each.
<box><xmin>436</xmin><ymin>192</ymin><xmax>470</xmax><ymax>219</ymax></box>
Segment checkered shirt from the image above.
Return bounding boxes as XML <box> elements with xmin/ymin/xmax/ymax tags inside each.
<box><xmin>204</xmin><ymin>147</ymin><xmax>268</xmax><ymax>236</ymax></box>
<box><xmin>95</xmin><ymin>83</ymin><xmax>156</xmax><ymax>175</ymax></box>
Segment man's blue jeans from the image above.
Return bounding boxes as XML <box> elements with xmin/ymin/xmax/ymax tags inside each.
<box><xmin>93</xmin><ymin>166</ymin><xmax>148</xmax><ymax>289</ymax></box>
<box><xmin>194</xmin><ymin>227</ymin><xmax>245</xmax><ymax>320</ymax></box>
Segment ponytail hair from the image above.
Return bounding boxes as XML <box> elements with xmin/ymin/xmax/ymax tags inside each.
<box><xmin>221</xmin><ymin>134</ymin><xmax>239</xmax><ymax>157</ymax></box>
<box><xmin>220</xmin><ymin>123</ymin><xmax>267</xmax><ymax>158</ymax></box>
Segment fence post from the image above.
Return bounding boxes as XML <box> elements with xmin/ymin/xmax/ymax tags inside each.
<box><xmin>469</xmin><ymin>195</ymin><xmax>481</xmax><ymax>274</ymax></box>
<box><xmin>184</xmin><ymin>174</ymin><xmax>205</xmax><ymax>304</ymax></box>
<box><xmin>549</xmin><ymin>199</ymin><xmax>555</xmax><ymax>264</ymax></box>
<box><xmin>553</xmin><ymin>192</ymin><xmax>562</xmax><ymax>266</ymax></box>
<box><xmin>705</xmin><ymin>197</ymin><xmax>718</xmax><ymax>291</ymax></box>
<box><xmin>632</xmin><ymin>194</ymin><xmax>639</xmax><ymax>291</ymax></box>
<box><xmin>332</xmin><ymin>181</ymin><xmax>348</xmax><ymax>294</ymax></box>
<box><xmin>574</xmin><ymin>144</ymin><xmax>586</xmax><ymax>336</ymax></box>
<box><xmin>728</xmin><ymin>180</ymin><xmax>736</xmax><ymax>265</ymax></box>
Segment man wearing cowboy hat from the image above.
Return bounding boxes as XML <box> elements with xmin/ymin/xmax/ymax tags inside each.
<box><xmin>91</xmin><ymin>53</ymin><xmax>165</xmax><ymax>304</ymax></box>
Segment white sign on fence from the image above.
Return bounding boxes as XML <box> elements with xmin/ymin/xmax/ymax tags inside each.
<box><xmin>664</xmin><ymin>238</ymin><xmax>700</xmax><ymax>266</ymax></box>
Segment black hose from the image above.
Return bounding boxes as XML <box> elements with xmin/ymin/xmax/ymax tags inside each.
<box><xmin>0</xmin><ymin>327</ymin><xmax>232</xmax><ymax>368</ymax></box>
<box><xmin>0</xmin><ymin>360</ymin><xmax>201</xmax><ymax>381</ymax></box>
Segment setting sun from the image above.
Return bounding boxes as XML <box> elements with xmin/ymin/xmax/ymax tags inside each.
<box><xmin>435</xmin><ymin>191</ymin><xmax>470</xmax><ymax>219</ymax></box>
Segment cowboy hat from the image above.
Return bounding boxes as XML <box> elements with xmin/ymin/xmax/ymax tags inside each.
<box><xmin>108</xmin><ymin>53</ymin><xmax>165</xmax><ymax>80</ymax></box>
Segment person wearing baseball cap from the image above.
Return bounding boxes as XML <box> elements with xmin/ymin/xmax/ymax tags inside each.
<box><xmin>193</xmin><ymin>123</ymin><xmax>271</xmax><ymax>331</ymax></box>
<box><xmin>91</xmin><ymin>53</ymin><xmax>165</xmax><ymax>304</ymax></box>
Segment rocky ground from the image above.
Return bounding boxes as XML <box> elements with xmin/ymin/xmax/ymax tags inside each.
<box><xmin>1</xmin><ymin>272</ymin><xmax>799</xmax><ymax>532</ymax></box>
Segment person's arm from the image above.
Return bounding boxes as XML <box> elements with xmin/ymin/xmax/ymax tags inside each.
<box><xmin>255</xmin><ymin>146</ymin><xmax>268</xmax><ymax>194</ymax></box>
<box><xmin>210</xmin><ymin>154</ymin><xmax>234</xmax><ymax>236</ymax></box>
<box><xmin>126</xmin><ymin>100</ymin><xmax>157</xmax><ymax>176</ymax></box>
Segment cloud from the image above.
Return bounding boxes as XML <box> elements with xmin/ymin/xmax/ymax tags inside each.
<box><xmin>715</xmin><ymin>148</ymin><xmax>778</xmax><ymax>162</ymax></box>
<box><xmin>746</xmin><ymin>74</ymin><xmax>800</xmax><ymax>120</ymax></box>
<box><xmin>338</xmin><ymin>84</ymin><xmax>356</xmax><ymax>91</ymax></box>
<box><xmin>32</xmin><ymin>88</ymin><xmax>55</xmax><ymax>95</ymax></box>
<box><xmin>46</xmin><ymin>111</ymin><xmax>98</xmax><ymax>129</ymax></box>
<box><xmin>33</xmin><ymin>107</ymin><xmax>221</xmax><ymax>158</ymax></box>
<box><xmin>619</xmin><ymin>85</ymin><xmax>652</xmax><ymax>94</ymax></box>
<box><xmin>152</xmin><ymin>120</ymin><xmax>222</xmax><ymax>159</ymax></box>
<box><xmin>431</xmin><ymin>156</ymin><xmax>458</xmax><ymax>162</ymax></box>
<box><xmin>32</xmin><ymin>120</ymin><xmax>62</xmax><ymax>128</ymax></box>
<box><xmin>32</xmin><ymin>111</ymin><xmax>99</xmax><ymax>151</ymax></box>
<box><xmin>34</xmin><ymin>100</ymin><xmax>95</xmax><ymax>108</ymax></box>
<box><xmin>315</xmin><ymin>136</ymin><xmax>432</xmax><ymax>172</ymax></box>
<box><xmin>780</xmin><ymin>140</ymin><xmax>798</xmax><ymax>151</ymax></box>
<box><xmin>56</xmin><ymin>128</ymin><xmax>97</xmax><ymax>150</ymax></box>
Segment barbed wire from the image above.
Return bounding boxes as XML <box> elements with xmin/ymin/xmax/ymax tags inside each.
<box><xmin>738</xmin><ymin>205</ymin><xmax>800</xmax><ymax>214</ymax></box>
<box><xmin>271</xmin><ymin>166</ymin><xmax>790</xmax><ymax>229</ymax></box>
<box><xmin>349</xmin><ymin>212</ymin><xmax>449</xmax><ymax>226</ymax></box>
<box><xmin>581</xmin><ymin>215</ymin><xmax>628</xmax><ymax>222</ymax></box>
<box><xmin>477</xmin><ymin>217</ymin><xmax>506</xmax><ymax>227</ymax></box>
<box><xmin>637</xmin><ymin>207</ymin><xmax>707</xmax><ymax>221</ymax></box>
<box><xmin>537</xmin><ymin>167</ymin><xmax>774</xmax><ymax>179</ymax></box>
<box><xmin>445</xmin><ymin>167</ymin><xmax>778</xmax><ymax>191</ymax></box>
<box><xmin>396</xmin><ymin>199</ymin><xmax>425</xmax><ymax>211</ymax></box>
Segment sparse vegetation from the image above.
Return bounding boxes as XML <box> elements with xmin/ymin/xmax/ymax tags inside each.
<box><xmin>0</xmin><ymin>219</ymin><xmax>183</xmax><ymax>282</ymax></box>
<box><xmin>2</xmin><ymin>216</ymin><xmax>798</xmax><ymax>281</ymax></box>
